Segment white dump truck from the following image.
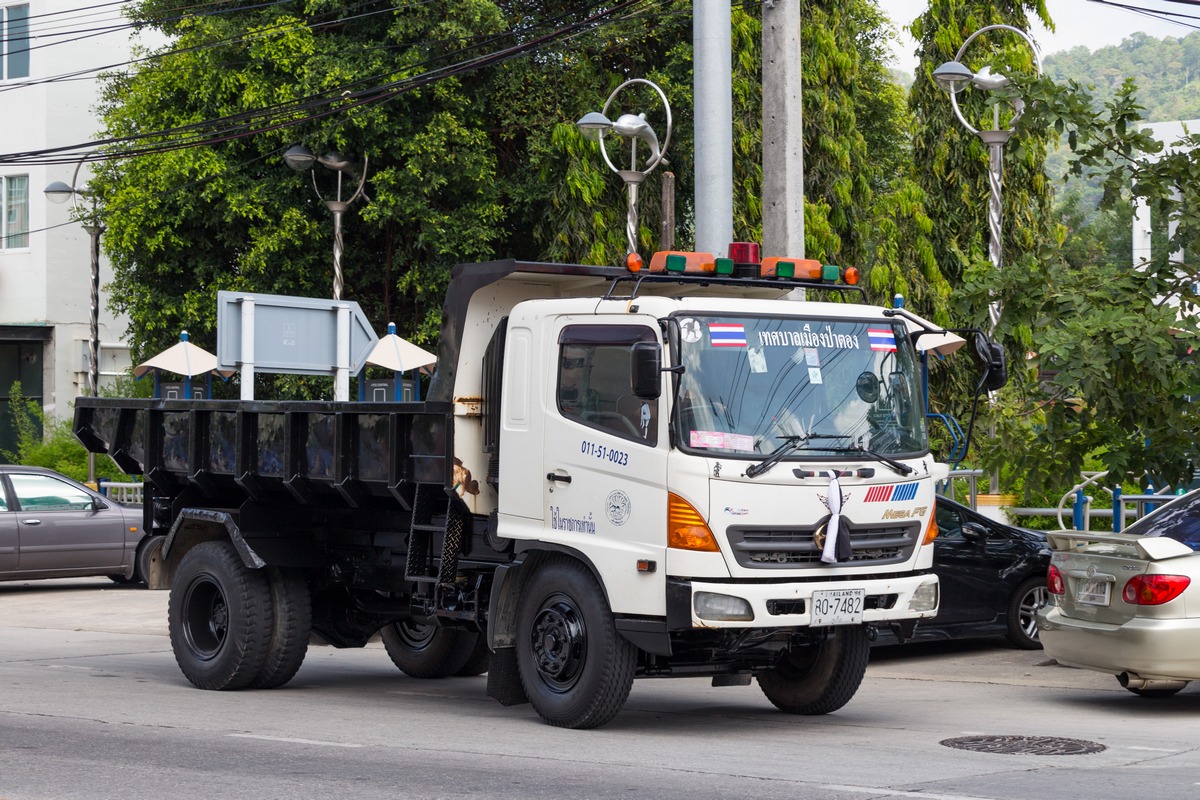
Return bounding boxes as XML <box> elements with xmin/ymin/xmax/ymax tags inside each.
<box><xmin>74</xmin><ymin>247</ymin><xmax>999</xmax><ymax>728</ymax></box>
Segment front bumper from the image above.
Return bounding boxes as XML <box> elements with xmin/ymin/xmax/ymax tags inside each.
<box><xmin>1038</xmin><ymin>606</ymin><xmax>1200</xmax><ymax>681</ymax></box>
<box><xmin>666</xmin><ymin>573</ymin><xmax>939</xmax><ymax>630</ymax></box>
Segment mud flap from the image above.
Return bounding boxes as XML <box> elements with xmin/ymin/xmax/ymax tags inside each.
<box><xmin>486</xmin><ymin>647</ymin><xmax>529</xmax><ymax>706</ymax></box>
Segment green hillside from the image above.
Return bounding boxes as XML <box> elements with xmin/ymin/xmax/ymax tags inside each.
<box><xmin>1044</xmin><ymin>31</ymin><xmax>1200</xmax><ymax>124</ymax></box>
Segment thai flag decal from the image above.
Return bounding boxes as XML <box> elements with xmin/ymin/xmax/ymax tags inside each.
<box><xmin>868</xmin><ymin>328</ymin><xmax>897</xmax><ymax>351</ymax></box>
<box><xmin>863</xmin><ymin>482</ymin><xmax>919</xmax><ymax>502</ymax></box>
<box><xmin>709</xmin><ymin>323</ymin><xmax>747</xmax><ymax>347</ymax></box>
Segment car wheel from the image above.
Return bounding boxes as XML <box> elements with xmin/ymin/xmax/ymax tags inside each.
<box><xmin>168</xmin><ymin>540</ymin><xmax>273</xmax><ymax>690</ymax></box>
<box><xmin>1006</xmin><ymin>576</ymin><xmax>1047</xmax><ymax>650</ymax></box>
<box><xmin>135</xmin><ymin>535</ymin><xmax>166</xmax><ymax>587</ymax></box>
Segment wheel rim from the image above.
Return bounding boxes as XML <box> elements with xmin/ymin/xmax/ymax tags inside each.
<box><xmin>1019</xmin><ymin>585</ymin><xmax>1048</xmax><ymax>641</ymax></box>
<box><xmin>181</xmin><ymin>573</ymin><xmax>228</xmax><ymax>661</ymax></box>
<box><xmin>392</xmin><ymin>619</ymin><xmax>438</xmax><ymax>651</ymax></box>
<box><xmin>528</xmin><ymin>593</ymin><xmax>587</xmax><ymax>693</ymax></box>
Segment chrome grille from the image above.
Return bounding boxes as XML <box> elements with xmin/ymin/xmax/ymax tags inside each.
<box><xmin>726</xmin><ymin>518</ymin><xmax>920</xmax><ymax>568</ymax></box>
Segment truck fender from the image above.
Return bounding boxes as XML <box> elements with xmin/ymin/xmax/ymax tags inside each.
<box><xmin>487</xmin><ymin>545</ymin><xmax>605</xmax><ymax>649</ymax></box>
<box><xmin>159</xmin><ymin>508</ymin><xmax>266</xmax><ymax>585</ymax></box>
<box><xmin>486</xmin><ymin>545</ymin><xmax>670</xmax><ymax>656</ymax></box>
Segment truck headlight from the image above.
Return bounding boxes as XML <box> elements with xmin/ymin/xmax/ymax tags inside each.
<box><xmin>695</xmin><ymin>591</ymin><xmax>754</xmax><ymax>621</ymax></box>
<box><xmin>907</xmin><ymin>580</ymin><xmax>938</xmax><ymax>613</ymax></box>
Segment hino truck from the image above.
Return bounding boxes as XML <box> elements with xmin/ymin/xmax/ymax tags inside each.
<box><xmin>73</xmin><ymin>248</ymin><xmax>999</xmax><ymax>729</ymax></box>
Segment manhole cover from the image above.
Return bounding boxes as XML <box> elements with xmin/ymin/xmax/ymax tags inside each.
<box><xmin>940</xmin><ymin>735</ymin><xmax>1106</xmax><ymax>756</ymax></box>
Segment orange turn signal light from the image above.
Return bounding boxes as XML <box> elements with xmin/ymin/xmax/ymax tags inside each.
<box><xmin>667</xmin><ymin>493</ymin><xmax>720</xmax><ymax>552</ymax></box>
<box><xmin>922</xmin><ymin>514</ymin><xmax>939</xmax><ymax>545</ymax></box>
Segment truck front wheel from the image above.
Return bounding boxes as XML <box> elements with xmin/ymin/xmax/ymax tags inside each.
<box><xmin>516</xmin><ymin>556</ymin><xmax>635</xmax><ymax>729</ymax></box>
<box><xmin>168</xmin><ymin>541</ymin><xmax>273</xmax><ymax>690</ymax></box>
<box><xmin>757</xmin><ymin>626</ymin><xmax>870</xmax><ymax>715</ymax></box>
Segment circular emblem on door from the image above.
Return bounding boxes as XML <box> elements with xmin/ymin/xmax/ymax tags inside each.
<box><xmin>606</xmin><ymin>490</ymin><xmax>632</xmax><ymax>526</ymax></box>
<box><xmin>1086</xmin><ymin>564</ymin><xmax>1096</xmax><ymax>578</ymax></box>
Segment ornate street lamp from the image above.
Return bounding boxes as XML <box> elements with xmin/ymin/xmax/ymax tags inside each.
<box><xmin>576</xmin><ymin>79</ymin><xmax>672</xmax><ymax>260</ymax></box>
<box><xmin>284</xmin><ymin>145</ymin><xmax>368</xmax><ymax>301</ymax></box>
<box><xmin>933</xmin><ymin>24</ymin><xmax>1043</xmax><ymax>332</ymax></box>
<box><xmin>45</xmin><ymin>156</ymin><xmax>103</xmax><ymax>482</ymax></box>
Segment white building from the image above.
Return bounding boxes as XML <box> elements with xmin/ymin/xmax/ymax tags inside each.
<box><xmin>0</xmin><ymin>2</ymin><xmax>143</xmax><ymax>454</ymax></box>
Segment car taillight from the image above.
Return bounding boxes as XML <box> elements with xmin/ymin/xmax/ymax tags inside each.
<box><xmin>1122</xmin><ymin>574</ymin><xmax>1191</xmax><ymax>606</ymax></box>
<box><xmin>1047</xmin><ymin>565</ymin><xmax>1065</xmax><ymax>595</ymax></box>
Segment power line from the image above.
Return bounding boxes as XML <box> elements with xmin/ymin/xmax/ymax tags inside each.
<box><xmin>0</xmin><ymin>0</ymin><xmax>658</xmax><ymax>166</ymax></box>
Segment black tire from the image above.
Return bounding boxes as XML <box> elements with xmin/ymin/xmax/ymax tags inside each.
<box><xmin>380</xmin><ymin>618</ymin><xmax>477</xmax><ymax>678</ymax></box>
<box><xmin>250</xmin><ymin>568</ymin><xmax>311</xmax><ymax>689</ymax></box>
<box><xmin>1006</xmin><ymin>576</ymin><xmax>1047</xmax><ymax>650</ymax></box>
<box><xmin>168</xmin><ymin>541</ymin><xmax>273</xmax><ymax>690</ymax></box>
<box><xmin>757</xmin><ymin>626</ymin><xmax>870</xmax><ymax>715</ymax></box>
<box><xmin>108</xmin><ymin>573</ymin><xmax>137</xmax><ymax>585</ymax></box>
<box><xmin>454</xmin><ymin>632</ymin><xmax>491</xmax><ymax>677</ymax></box>
<box><xmin>515</xmin><ymin>556</ymin><xmax>635</xmax><ymax>729</ymax></box>
<box><xmin>135</xmin><ymin>535</ymin><xmax>167</xmax><ymax>588</ymax></box>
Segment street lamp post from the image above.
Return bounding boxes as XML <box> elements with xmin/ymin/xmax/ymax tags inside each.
<box><xmin>933</xmin><ymin>24</ymin><xmax>1042</xmax><ymax>332</ymax></box>
<box><xmin>44</xmin><ymin>157</ymin><xmax>103</xmax><ymax>483</ymax></box>
<box><xmin>284</xmin><ymin>146</ymin><xmax>368</xmax><ymax>301</ymax></box>
<box><xmin>576</xmin><ymin>79</ymin><xmax>672</xmax><ymax>260</ymax></box>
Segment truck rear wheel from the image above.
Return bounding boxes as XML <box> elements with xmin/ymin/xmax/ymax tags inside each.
<box><xmin>454</xmin><ymin>633</ymin><xmax>491</xmax><ymax>676</ymax></box>
<box><xmin>757</xmin><ymin>626</ymin><xmax>869</xmax><ymax>715</ymax></box>
<box><xmin>380</xmin><ymin>619</ymin><xmax>477</xmax><ymax>678</ymax></box>
<box><xmin>250</xmin><ymin>568</ymin><xmax>311</xmax><ymax>689</ymax></box>
<box><xmin>168</xmin><ymin>541</ymin><xmax>273</xmax><ymax>690</ymax></box>
<box><xmin>515</xmin><ymin>556</ymin><xmax>635</xmax><ymax>729</ymax></box>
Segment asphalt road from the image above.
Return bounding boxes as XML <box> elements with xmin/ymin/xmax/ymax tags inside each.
<box><xmin>3</xmin><ymin>578</ymin><xmax>1199</xmax><ymax>800</ymax></box>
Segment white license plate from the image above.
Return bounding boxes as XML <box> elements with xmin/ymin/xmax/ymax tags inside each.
<box><xmin>811</xmin><ymin>588</ymin><xmax>865</xmax><ymax>626</ymax></box>
<box><xmin>1076</xmin><ymin>578</ymin><xmax>1111</xmax><ymax>606</ymax></box>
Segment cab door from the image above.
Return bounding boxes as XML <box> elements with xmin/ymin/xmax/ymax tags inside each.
<box><xmin>541</xmin><ymin>321</ymin><xmax>669</xmax><ymax>611</ymax></box>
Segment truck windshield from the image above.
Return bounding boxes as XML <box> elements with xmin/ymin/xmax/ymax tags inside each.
<box><xmin>672</xmin><ymin>315</ymin><xmax>927</xmax><ymax>459</ymax></box>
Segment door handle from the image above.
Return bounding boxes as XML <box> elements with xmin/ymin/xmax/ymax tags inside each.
<box><xmin>21</xmin><ymin>519</ymin><xmax>41</xmax><ymax>525</ymax></box>
<box><xmin>546</xmin><ymin>473</ymin><xmax>572</xmax><ymax>484</ymax></box>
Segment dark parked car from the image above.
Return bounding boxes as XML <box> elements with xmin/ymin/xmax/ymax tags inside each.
<box><xmin>874</xmin><ymin>495</ymin><xmax>1051</xmax><ymax>649</ymax></box>
<box><xmin>0</xmin><ymin>465</ymin><xmax>151</xmax><ymax>585</ymax></box>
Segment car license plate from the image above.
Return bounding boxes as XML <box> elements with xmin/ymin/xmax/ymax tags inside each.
<box><xmin>1075</xmin><ymin>578</ymin><xmax>1111</xmax><ymax>606</ymax></box>
<box><xmin>811</xmin><ymin>588</ymin><xmax>865</xmax><ymax>626</ymax></box>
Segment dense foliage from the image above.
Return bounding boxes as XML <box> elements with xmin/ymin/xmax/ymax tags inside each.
<box><xmin>83</xmin><ymin>1</ymin><xmax>1200</xmax><ymax>499</ymax></box>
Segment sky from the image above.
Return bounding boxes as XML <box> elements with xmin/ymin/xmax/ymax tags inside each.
<box><xmin>879</xmin><ymin>0</ymin><xmax>1195</xmax><ymax>75</ymax></box>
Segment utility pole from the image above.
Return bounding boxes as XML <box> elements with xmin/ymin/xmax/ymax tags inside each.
<box><xmin>761</xmin><ymin>0</ymin><xmax>804</xmax><ymax>257</ymax></box>
<box><xmin>693</xmin><ymin>1</ymin><xmax>734</xmax><ymax>256</ymax></box>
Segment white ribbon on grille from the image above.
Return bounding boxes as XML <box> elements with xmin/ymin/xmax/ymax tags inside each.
<box><xmin>821</xmin><ymin>473</ymin><xmax>842</xmax><ymax>564</ymax></box>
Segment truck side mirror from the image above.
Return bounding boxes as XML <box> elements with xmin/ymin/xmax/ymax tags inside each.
<box><xmin>973</xmin><ymin>333</ymin><xmax>1008</xmax><ymax>392</ymax></box>
<box><xmin>630</xmin><ymin>341</ymin><xmax>662</xmax><ymax>400</ymax></box>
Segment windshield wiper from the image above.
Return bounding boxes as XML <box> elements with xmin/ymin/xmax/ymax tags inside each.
<box><xmin>824</xmin><ymin>444</ymin><xmax>915</xmax><ymax>477</ymax></box>
<box><xmin>744</xmin><ymin>433</ymin><xmax>850</xmax><ymax>479</ymax></box>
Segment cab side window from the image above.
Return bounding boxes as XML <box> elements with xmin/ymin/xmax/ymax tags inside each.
<box><xmin>557</xmin><ymin>326</ymin><xmax>658</xmax><ymax>446</ymax></box>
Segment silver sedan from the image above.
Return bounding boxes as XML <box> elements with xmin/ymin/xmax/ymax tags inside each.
<box><xmin>0</xmin><ymin>465</ymin><xmax>149</xmax><ymax>584</ymax></box>
<box><xmin>1038</xmin><ymin>489</ymin><xmax>1200</xmax><ymax>697</ymax></box>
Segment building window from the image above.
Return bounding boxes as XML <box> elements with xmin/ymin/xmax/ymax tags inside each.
<box><xmin>2</xmin><ymin>4</ymin><xmax>29</xmax><ymax>80</ymax></box>
<box><xmin>1</xmin><ymin>175</ymin><xmax>28</xmax><ymax>248</ymax></box>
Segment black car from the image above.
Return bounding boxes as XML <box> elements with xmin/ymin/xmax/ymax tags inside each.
<box><xmin>874</xmin><ymin>495</ymin><xmax>1051</xmax><ymax>649</ymax></box>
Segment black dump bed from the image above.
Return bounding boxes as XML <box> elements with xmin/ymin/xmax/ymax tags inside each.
<box><xmin>73</xmin><ymin>397</ymin><xmax>454</xmax><ymax>508</ymax></box>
